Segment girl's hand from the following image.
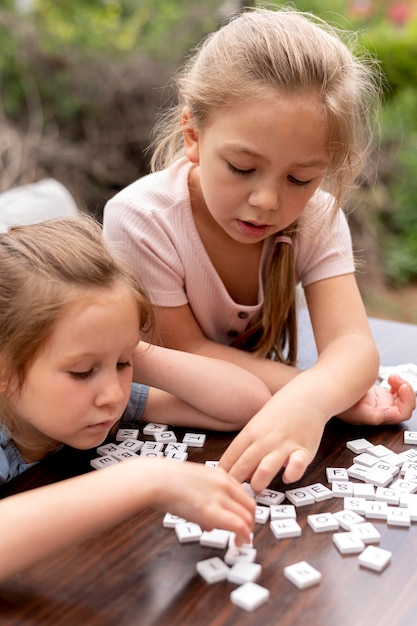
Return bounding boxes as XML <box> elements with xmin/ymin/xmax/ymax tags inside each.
<box><xmin>338</xmin><ymin>375</ymin><xmax>416</xmax><ymax>426</ymax></box>
<box><xmin>219</xmin><ymin>399</ymin><xmax>327</xmax><ymax>492</ymax></box>
<box><xmin>159</xmin><ymin>462</ymin><xmax>255</xmax><ymax>545</ymax></box>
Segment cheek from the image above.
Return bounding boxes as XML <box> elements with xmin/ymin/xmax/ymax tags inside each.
<box><xmin>121</xmin><ymin>371</ymin><xmax>134</xmax><ymax>400</ymax></box>
<box><xmin>203</xmin><ymin>172</ymin><xmax>239</xmax><ymax>208</ymax></box>
<box><xmin>288</xmin><ymin>188</ymin><xmax>317</xmax><ymax>217</ymax></box>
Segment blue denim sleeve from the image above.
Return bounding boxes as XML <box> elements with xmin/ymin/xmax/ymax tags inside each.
<box><xmin>120</xmin><ymin>383</ymin><xmax>149</xmax><ymax>424</ymax></box>
<box><xmin>0</xmin><ymin>426</ymin><xmax>37</xmax><ymax>484</ymax></box>
<box><xmin>0</xmin><ymin>444</ymin><xmax>10</xmax><ymax>483</ymax></box>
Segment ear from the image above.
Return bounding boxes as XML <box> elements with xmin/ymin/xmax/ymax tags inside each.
<box><xmin>182</xmin><ymin>106</ymin><xmax>200</xmax><ymax>164</ymax></box>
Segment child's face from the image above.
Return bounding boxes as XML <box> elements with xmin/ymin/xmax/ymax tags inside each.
<box><xmin>185</xmin><ymin>93</ymin><xmax>330</xmax><ymax>243</ymax></box>
<box><xmin>10</xmin><ymin>286</ymin><xmax>141</xmax><ymax>458</ymax></box>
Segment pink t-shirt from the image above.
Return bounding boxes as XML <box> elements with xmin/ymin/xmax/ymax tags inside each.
<box><xmin>103</xmin><ymin>158</ymin><xmax>355</xmax><ymax>345</ymax></box>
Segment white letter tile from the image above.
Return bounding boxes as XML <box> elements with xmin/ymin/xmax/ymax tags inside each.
<box><xmin>284</xmin><ymin>561</ymin><xmax>321</xmax><ymax>589</ymax></box>
<box><xmin>270</xmin><ymin>519</ymin><xmax>302</xmax><ymax>539</ymax></box>
<box><xmin>285</xmin><ymin>487</ymin><xmax>315</xmax><ymax>507</ymax></box>
<box><xmin>333</xmin><ymin>532</ymin><xmax>365</xmax><ymax>555</ymax></box>
<box><xmin>255</xmin><ymin>488</ymin><xmax>285</xmax><ymax>506</ymax></box>
<box><xmin>359</xmin><ymin>545</ymin><xmax>391</xmax><ymax>572</ymax></box>
<box><xmin>227</xmin><ymin>561</ymin><xmax>262</xmax><ymax>585</ymax></box>
<box><xmin>230</xmin><ymin>582</ymin><xmax>270</xmax><ymax>612</ymax></box>
<box><xmin>175</xmin><ymin>522</ymin><xmax>202</xmax><ymax>543</ymax></box>
<box><xmin>196</xmin><ymin>557</ymin><xmax>229</xmax><ymax>584</ymax></box>
<box><xmin>307</xmin><ymin>512</ymin><xmax>339</xmax><ymax>533</ymax></box>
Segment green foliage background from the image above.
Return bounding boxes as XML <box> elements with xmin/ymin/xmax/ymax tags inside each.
<box><xmin>1</xmin><ymin>0</ymin><xmax>416</xmax><ymax>285</ymax></box>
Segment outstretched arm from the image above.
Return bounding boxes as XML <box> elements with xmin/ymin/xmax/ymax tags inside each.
<box><xmin>220</xmin><ymin>275</ymin><xmax>380</xmax><ymax>490</ymax></box>
<box><xmin>338</xmin><ymin>374</ymin><xmax>416</xmax><ymax>425</ymax></box>
<box><xmin>146</xmin><ymin>280</ymin><xmax>414</xmax><ymax>491</ymax></box>
<box><xmin>133</xmin><ymin>342</ymin><xmax>272</xmax><ymax>430</ymax></box>
<box><xmin>149</xmin><ymin>302</ymin><xmax>415</xmax><ymax>427</ymax></box>
<box><xmin>0</xmin><ymin>457</ymin><xmax>254</xmax><ymax>582</ymax></box>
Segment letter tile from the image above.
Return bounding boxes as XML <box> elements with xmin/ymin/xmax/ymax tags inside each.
<box><xmin>358</xmin><ymin>545</ymin><xmax>391</xmax><ymax>572</ymax></box>
<box><xmin>284</xmin><ymin>561</ymin><xmax>321</xmax><ymax>589</ymax></box>
<box><xmin>333</xmin><ymin>532</ymin><xmax>365</xmax><ymax>555</ymax></box>
<box><xmin>196</xmin><ymin>557</ymin><xmax>229</xmax><ymax>584</ymax></box>
<box><xmin>230</xmin><ymin>582</ymin><xmax>270</xmax><ymax>612</ymax></box>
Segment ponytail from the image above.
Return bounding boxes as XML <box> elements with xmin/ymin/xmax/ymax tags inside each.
<box><xmin>232</xmin><ymin>225</ymin><xmax>298</xmax><ymax>364</ymax></box>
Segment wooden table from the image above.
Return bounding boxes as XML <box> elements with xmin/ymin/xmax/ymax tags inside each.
<box><xmin>1</xmin><ymin>316</ymin><xmax>417</xmax><ymax>626</ymax></box>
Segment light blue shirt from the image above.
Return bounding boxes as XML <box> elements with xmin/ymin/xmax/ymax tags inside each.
<box><xmin>0</xmin><ymin>425</ymin><xmax>36</xmax><ymax>484</ymax></box>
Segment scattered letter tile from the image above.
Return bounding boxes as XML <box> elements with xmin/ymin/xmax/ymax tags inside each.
<box><xmin>182</xmin><ymin>433</ymin><xmax>206</xmax><ymax>447</ymax></box>
<box><xmin>386</xmin><ymin>506</ymin><xmax>411</xmax><ymax>527</ymax></box>
<box><xmin>333</xmin><ymin>532</ymin><xmax>365</xmax><ymax>555</ymax></box>
<box><xmin>224</xmin><ymin>547</ymin><xmax>257</xmax><ymax>565</ymax></box>
<box><xmin>326</xmin><ymin>468</ymin><xmax>348</xmax><ymax>482</ymax></box>
<box><xmin>255</xmin><ymin>506</ymin><xmax>270</xmax><ymax>524</ymax></box>
<box><xmin>230</xmin><ymin>582</ymin><xmax>270</xmax><ymax>612</ymax></box>
<box><xmin>306</xmin><ymin>483</ymin><xmax>333</xmax><ymax>502</ymax></box>
<box><xmin>285</xmin><ymin>487</ymin><xmax>315</xmax><ymax>507</ymax></box>
<box><xmin>196</xmin><ymin>557</ymin><xmax>229</xmax><ymax>584</ymax></box>
<box><xmin>332</xmin><ymin>481</ymin><xmax>353</xmax><ymax>498</ymax></box>
<box><xmin>359</xmin><ymin>545</ymin><xmax>391</xmax><ymax>572</ymax></box>
<box><xmin>142</xmin><ymin>423</ymin><xmax>168</xmax><ymax>435</ymax></box>
<box><xmin>307</xmin><ymin>512</ymin><xmax>339</xmax><ymax>533</ymax></box>
<box><xmin>270</xmin><ymin>504</ymin><xmax>297</xmax><ymax>521</ymax></box>
<box><xmin>404</xmin><ymin>431</ymin><xmax>417</xmax><ymax>445</ymax></box>
<box><xmin>350</xmin><ymin>522</ymin><xmax>381</xmax><ymax>544</ymax></box>
<box><xmin>346</xmin><ymin>438</ymin><xmax>372</xmax><ymax>454</ymax></box>
<box><xmin>227</xmin><ymin>561</ymin><xmax>262</xmax><ymax>585</ymax></box>
<box><xmin>154</xmin><ymin>430</ymin><xmax>177</xmax><ymax>443</ymax></box>
<box><xmin>175</xmin><ymin>522</ymin><xmax>202</xmax><ymax>543</ymax></box>
<box><xmin>200</xmin><ymin>529</ymin><xmax>231</xmax><ymax>549</ymax></box>
<box><xmin>284</xmin><ymin>561</ymin><xmax>321</xmax><ymax>589</ymax></box>
<box><xmin>270</xmin><ymin>519</ymin><xmax>302</xmax><ymax>539</ymax></box>
<box><xmin>333</xmin><ymin>509</ymin><xmax>365</xmax><ymax>530</ymax></box>
<box><xmin>163</xmin><ymin>513</ymin><xmax>186</xmax><ymax>528</ymax></box>
<box><xmin>116</xmin><ymin>428</ymin><xmax>139</xmax><ymax>441</ymax></box>
<box><xmin>90</xmin><ymin>455</ymin><xmax>119</xmax><ymax>469</ymax></box>
<box><xmin>255</xmin><ymin>488</ymin><xmax>285</xmax><ymax>506</ymax></box>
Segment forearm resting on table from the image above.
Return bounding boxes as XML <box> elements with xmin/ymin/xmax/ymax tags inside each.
<box><xmin>133</xmin><ymin>342</ymin><xmax>272</xmax><ymax>425</ymax></box>
<box><xmin>178</xmin><ymin>336</ymin><xmax>300</xmax><ymax>394</ymax></box>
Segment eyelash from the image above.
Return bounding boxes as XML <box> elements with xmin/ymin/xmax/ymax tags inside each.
<box><xmin>69</xmin><ymin>362</ymin><xmax>132</xmax><ymax>380</ymax></box>
<box><xmin>287</xmin><ymin>175</ymin><xmax>311</xmax><ymax>188</ymax></box>
<box><xmin>228</xmin><ymin>163</ymin><xmax>253</xmax><ymax>176</ymax></box>
<box><xmin>70</xmin><ymin>370</ymin><xmax>94</xmax><ymax>380</ymax></box>
<box><xmin>228</xmin><ymin>163</ymin><xmax>311</xmax><ymax>187</ymax></box>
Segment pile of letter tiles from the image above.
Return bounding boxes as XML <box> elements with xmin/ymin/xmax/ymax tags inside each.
<box><xmin>90</xmin><ymin>424</ymin><xmax>417</xmax><ymax>613</ymax></box>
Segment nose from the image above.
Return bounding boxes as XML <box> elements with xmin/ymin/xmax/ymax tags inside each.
<box><xmin>248</xmin><ymin>181</ymin><xmax>279</xmax><ymax>212</ymax></box>
<box><xmin>95</xmin><ymin>372</ymin><xmax>126</xmax><ymax>408</ymax></box>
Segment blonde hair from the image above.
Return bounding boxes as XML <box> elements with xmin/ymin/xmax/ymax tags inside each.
<box><xmin>150</xmin><ymin>6</ymin><xmax>381</xmax><ymax>361</ymax></box>
<box><xmin>0</xmin><ymin>214</ymin><xmax>152</xmax><ymax>448</ymax></box>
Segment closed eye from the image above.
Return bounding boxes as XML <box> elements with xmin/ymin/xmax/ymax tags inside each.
<box><xmin>287</xmin><ymin>175</ymin><xmax>312</xmax><ymax>187</ymax></box>
<box><xmin>228</xmin><ymin>162</ymin><xmax>254</xmax><ymax>176</ymax></box>
<box><xmin>70</xmin><ymin>369</ymin><xmax>94</xmax><ymax>380</ymax></box>
<box><xmin>69</xmin><ymin>361</ymin><xmax>131</xmax><ymax>379</ymax></box>
<box><xmin>117</xmin><ymin>361</ymin><xmax>132</xmax><ymax>370</ymax></box>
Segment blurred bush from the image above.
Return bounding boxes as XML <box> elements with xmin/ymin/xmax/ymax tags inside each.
<box><xmin>0</xmin><ymin>0</ymin><xmax>223</xmax><ymax>215</ymax></box>
<box><xmin>360</xmin><ymin>17</ymin><xmax>417</xmax><ymax>284</ymax></box>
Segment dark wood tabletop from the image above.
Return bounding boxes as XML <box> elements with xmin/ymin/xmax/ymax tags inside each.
<box><xmin>1</xmin><ymin>314</ymin><xmax>417</xmax><ymax>626</ymax></box>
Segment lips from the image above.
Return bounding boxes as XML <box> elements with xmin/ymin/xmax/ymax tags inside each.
<box><xmin>87</xmin><ymin>420</ymin><xmax>115</xmax><ymax>432</ymax></box>
<box><xmin>237</xmin><ymin>219</ymin><xmax>270</xmax><ymax>238</ymax></box>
